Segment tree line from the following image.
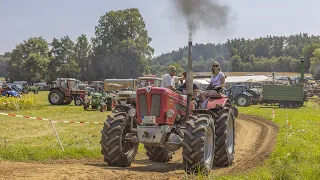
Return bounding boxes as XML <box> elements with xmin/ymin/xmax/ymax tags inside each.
<box><xmin>151</xmin><ymin>34</ymin><xmax>320</xmax><ymax>79</ymax></box>
<box><xmin>1</xmin><ymin>8</ymin><xmax>153</xmax><ymax>83</ymax></box>
<box><xmin>1</xmin><ymin>8</ymin><xmax>320</xmax><ymax>82</ymax></box>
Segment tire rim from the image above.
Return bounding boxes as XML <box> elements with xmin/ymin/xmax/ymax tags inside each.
<box><xmin>204</xmin><ymin>126</ymin><xmax>214</xmax><ymax>165</ymax></box>
<box><xmin>51</xmin><ymin>93</ymin><xmax>60</xmax><ymax>103</ymax></box>
<box><xmin>289</xmin><ymin>104</ymin><xmax>293</xmax><ymax>108</ymax></box>
<box><xmin>75</xmin><ymin>100</ymin><xmax>81</xmax><ymax>105</ymax></box>
<box><xmin>238</xmin><ymin>97</ymin><xmax>247</xmax><ymax>106</ymax></box>
<box><xmin>280</xmin><ymin>104</ymin><xmax>285</xmax><ymax>108</ymax></box>
<box><xmin>227</xmin><ymin>115</ymin><xmax>234</xmax><ymax>154</ymax></box>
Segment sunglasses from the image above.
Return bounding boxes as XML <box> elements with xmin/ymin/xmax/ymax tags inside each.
<box><xmin>212</xmin><ymin>65</ymin><xmax>219</xmax><ymax>67</ymax></box>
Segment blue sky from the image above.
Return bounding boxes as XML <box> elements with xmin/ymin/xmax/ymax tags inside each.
<box><xmin>1</xmin><ymin>0</ymin><xmax>320</xmax><ymax>56</ymax></box>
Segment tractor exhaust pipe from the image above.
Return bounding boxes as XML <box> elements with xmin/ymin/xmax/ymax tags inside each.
<box><xmin>185</xmin><ymin>41</ymin><xmax>193</xmax><ymax>121</ymax></box>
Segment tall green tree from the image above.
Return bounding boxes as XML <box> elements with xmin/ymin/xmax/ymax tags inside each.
<box><xmin>91</xmin><ymin>8</ymin><xmax>154</xmax><ymax>79</ymax></box>
<box><xmin>75</xmin><ymin>34</ymin><xmax>92</xmax><ymax>81</ymax></box>
<box><xmin>48</xmin><ymin>36</ymin><xmax>80</xmax><ymax>81</ymax></box>
<box><xmin>8</xmin><ymin>37</ymin><xmax>50</xmax><ymax>82</ymax></box>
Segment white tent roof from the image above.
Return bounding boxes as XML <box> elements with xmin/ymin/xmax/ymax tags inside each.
<box><xmin>194</xmin><ymin>75</ymin><xmax>271</xmax><ymax>84</ymax></box>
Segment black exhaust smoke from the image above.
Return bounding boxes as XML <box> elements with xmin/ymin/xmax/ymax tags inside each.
<box><xmin>172</xmin><ymin>0</ymin><xmax>231</xmax><ymax>42</ymax></box>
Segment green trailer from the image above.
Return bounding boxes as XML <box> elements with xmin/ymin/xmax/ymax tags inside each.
<box><xmin>261</xmin><ymin>83</ymin><xmax>306</xmax><ymax>108</ymax></box>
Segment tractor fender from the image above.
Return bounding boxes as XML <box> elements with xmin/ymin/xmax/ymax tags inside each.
<box><xmin>206</xmin><ymin>98</ymin><xmax>230</xmax><ymax>109</ymax></box>
<box><xmin>49</xmin><ymin>87</ymin><xmax>62</xmax><ymax>92</ymax></box>
<box><xmin>242</xmin><ymin>92</ymin><xmax>253</xmax><ymax>97</ymax></box>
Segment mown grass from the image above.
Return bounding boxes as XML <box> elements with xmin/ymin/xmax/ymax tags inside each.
<box><xmin>1</xmin><ymin>92</ymin><xmax>320</xmax><ymax>180</ymax></box>
<box><xmin>0</xmin><ymin>91</ymin><xmax>146</xmax><ymax>162</ymax></box>
<box><xmin>213</xmin><ymin>99</ymin><xmax>320</xmax><ymax>180</ymax></box>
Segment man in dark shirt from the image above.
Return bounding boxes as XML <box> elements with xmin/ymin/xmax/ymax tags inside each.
<box><xmin>177</xmin><ymin>72</ymin><xmax>199</xmax><ymax>100</ymax></box>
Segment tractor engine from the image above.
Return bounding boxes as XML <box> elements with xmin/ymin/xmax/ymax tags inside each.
<box><xmin>135</xmin><ymin>86</ymin><xmax>189</xmax><ymax>151</ymax></box>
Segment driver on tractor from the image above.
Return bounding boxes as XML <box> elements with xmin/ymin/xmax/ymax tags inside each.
<box><xmin>160</xmin><ymin>66</ymin><xmax>183</xmax><ymax>91</ymax></box>
<box><xmin>200</xmin><ymin>62</ymin><xmax>226</xmax><ymax>108</ymax></box>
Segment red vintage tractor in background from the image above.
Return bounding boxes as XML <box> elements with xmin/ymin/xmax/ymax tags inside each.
<box><xmin>48</xmin><ymin>78</ymin><xmax>86</xmax><ymax>106</ymax></box>
<box><xmin>100</xmin><ymin>42</ymin><xmax>236</xmax><ymax>175</ymax></box>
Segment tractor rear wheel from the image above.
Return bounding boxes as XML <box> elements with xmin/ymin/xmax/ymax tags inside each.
<box><xmin>48</xmin><ymin>90</ymin><xmax>64</xmax><ymax>105</ymax></box>
<box><xmin>144</xmin><ymin>145</ymin><xmax>173</xmax><ymax>162</ymax></box>
<box><xmin>236</xmin><ymin>94</ymin><xmax>250</xmax><ymax>107</ymax></box>
<box><xmin>182</xmin><ymin>114</ymin><xmax>215</xmax><ymax>175</ymax></box>
<box><xmin>100</xmin><ymin>112</ymin><xmax>138</xmax><ymax>167</ymax></box>
<box><xmin>212</xmin><ymin>106</ymin><xmax>235</xmax><ymax>167</ymax></box>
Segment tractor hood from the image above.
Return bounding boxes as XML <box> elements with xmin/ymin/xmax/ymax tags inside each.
<box><xmin>91</xmin><ymin>92</ymin><xmax>102</xmax><ymax>98</ymax></box>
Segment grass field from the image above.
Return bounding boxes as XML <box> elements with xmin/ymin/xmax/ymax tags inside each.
<box><xmin>0</xmin><ymin>92</ymin><xmax>319</xmax><ymax>179</ymax></box>
<box><xmin>217</xmin><ymin>99</ymin><xmax>320</xmax><ymax>180</ymax></box>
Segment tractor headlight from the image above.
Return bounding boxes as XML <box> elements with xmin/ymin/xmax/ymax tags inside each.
<box><xmin>166</xmin><ymin>109</ymin><xmax>175</xmax><ymax>118</ymax></box>
<box><xmin>128</xmin><ymin>108</ymin><xmax>136</xmax><ymax>117</ymax></box>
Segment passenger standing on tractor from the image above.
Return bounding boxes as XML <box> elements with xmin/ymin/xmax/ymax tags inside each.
<box><xmin>161</xmin><ymin>66</ymin><xmax>183</xmax><ymax>91</ymax></box>
<box><xmin>199</xmin><ymin>62</ymin><xmax>226</xmax><ymax>106</ymax></box>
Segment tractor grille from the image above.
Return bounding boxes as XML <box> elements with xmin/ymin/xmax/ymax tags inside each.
<box><xmin>150</xmin><ymin>94</ymin><xmax>161</xmax><ymax>116</ymax></box>
<box><xmin>139</xmin><ymin>94</ymin><xmax>147</xmax><ymax>116</ymax></box>
<box><xmin>138</xmin><ymin>94</ymin><xmax>161</xmax><ymax>117</ymax></box>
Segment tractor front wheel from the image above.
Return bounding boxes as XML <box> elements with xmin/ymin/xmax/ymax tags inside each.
<box><xmin>48</xmin><ymin>90</ymin><xmax>64</xmax><ymax>105</ymax></box>
<box><xmin>100</xmin><ymin>112</ymin><xmax>139</xmax><ymax>167</ymax></box>
<box><xmin>100</xmin><ymin>104</ymin><xmax>107</xmax><ymax>112</ymax></box>
<box><xmin>212</xmin><ymin>106</ymin><xmax>235</xmax><ymax>167</ymax></box>
<box><xmin>74</xmin><ymin>97</ymin><xmax>83</xmax><ymax>106</ymax></box>
<box><xmin>22</xmin><ymin>88</ymin><xmax>29</xmax><ymax>94</ymax></box>
<box><xmin>182</xmin><ymin>114</ymin><xmax>215</xmax><ymax>175</ymax></box>
<box><xmin>144</xmin><ymin>145</ymin><xmax>173</xmax><ymax>162</ymax></box>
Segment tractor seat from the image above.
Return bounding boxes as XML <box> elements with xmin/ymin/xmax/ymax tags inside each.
<box><xmin>208</xmin><ymin>93</ymin><xmax>223</xmax><ymax>99</ymax></box>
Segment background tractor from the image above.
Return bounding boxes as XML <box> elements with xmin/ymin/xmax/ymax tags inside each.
<box><xmin>114</xmin><ymin>76</ymin><xmax>162</xmax><ymax>106</ymax></box>
<box><xmin>48</xmin><ymin>78</ymin><xmax>86</xmax><ymax>106</ymax></box>
<box><xmin>100</xmin><ymin>41</ymin><xmax>236</xmax><ymax>175</ymax></box>
<box><xmin>83</xmin><ymin>91</ymin><xmax>116</xmax><ymax>112</ymax></box>
<box><xmin>13</xmin><ymin>81</ymin><xmax>39</xmax><ymax>94</ymax></box>
<box><xmin>226</xmin><ymin>85</ymin><xmax>259</xmax><ymax>107</ymax></box>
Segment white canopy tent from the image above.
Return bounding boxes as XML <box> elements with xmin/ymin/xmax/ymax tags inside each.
<box><xmin>194</xmin><ymin>75</ymin><xmax>271</xmax><ymax>84</ymax></box>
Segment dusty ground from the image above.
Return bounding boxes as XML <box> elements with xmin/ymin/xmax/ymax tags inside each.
<box><xmin>0</xmin><ymin>114</ymin><xmax>279</xmax><ymax>180</ymax></box>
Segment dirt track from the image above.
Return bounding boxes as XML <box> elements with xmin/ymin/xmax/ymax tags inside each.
<box><xmin>0</xmin><ymin>114</ymin><xmax>279</xmax><ymax>180</ymax></box>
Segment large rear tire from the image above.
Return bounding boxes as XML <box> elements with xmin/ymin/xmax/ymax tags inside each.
<box><xmin>212</xmin><ymin>106</ymin><xmax>235</xmax><ymax>167</ymax></box>
<box><xmin>100</xmin><ymin>112</ymin><xmax>138</xmax><ymax>167</ymax></box>
<box><xmin>182</xmin><ymin>114</ymin><xmax>215</xmax><ymax>175</ymax></box>
<box><xmin>48</xmin><ymin>90</ymin><xmax>64</xmax><ymax>105</ymax></box>
<box><xmin>144</xmin><ymin>145</ymin><xmax>173</xmax><ymax>162</ymax></box>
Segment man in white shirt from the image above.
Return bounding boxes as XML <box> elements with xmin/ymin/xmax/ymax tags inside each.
<box><xmin>161</xmin><ymin>66</ymin><xmax>183</xmax><ymax>91</ymax></box>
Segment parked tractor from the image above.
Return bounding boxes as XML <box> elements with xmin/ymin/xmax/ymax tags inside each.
<box><xmin>100</xmin><ymin>41</ymin><xmax>236</xmax><ymax>175</ymax></box>
<box><xmin>83</xmin><ymin>91</ymin><xmax>116</xmax><ymax>112</ymax></box>
<box><xmin>48</xmin><ymin>78</ymin><xmax>86</xmax><ymax>106</ymax></box>
<box><xmin>114</xmin><ymin>76</ymin><xmax>163</xmax><ymax>106</ymax></box>
<box><xmin>13</xmin><ymin>81</ymin><xmax>39</xmax><ymax>94</ymax></box>
<box><xmin>226</xmin><ymin>85</ymin><xmax>260</xmax><ymax>107</ymax></box>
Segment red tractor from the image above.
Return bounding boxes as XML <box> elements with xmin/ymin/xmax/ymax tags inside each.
<box><xmin>100</xmin><ymin>42</ymin><xmax>236</xmax><ymax>175</ymax></box>
<box><xmin>48</xmin><ymin>78</ymin><xmax>86</xmax><ymax>106</ymax></box>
